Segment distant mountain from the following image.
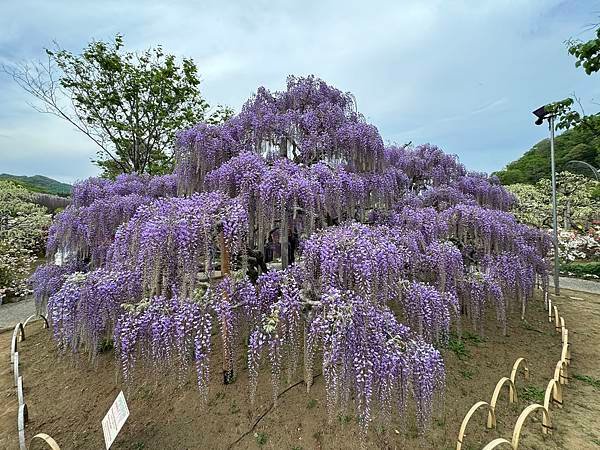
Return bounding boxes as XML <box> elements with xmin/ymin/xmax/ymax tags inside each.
<box><xmin>0</xmin><ymin>174</ymin><xmax>72</xmax><ymax>197</ymax></box>
<box><xmin>494</xmin><ymin>116</ymin><xmax>600</xmax><ymax>185</ymax></box>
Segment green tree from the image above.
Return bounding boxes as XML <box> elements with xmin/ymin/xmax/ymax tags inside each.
<box><xmin>547</xmin><ymin>25</ymin><xmax>600</xmax><ymax>138</ymax></box>
<box><xmin>3</xmin><ymin>34</ymin><xmax>232</xmax><ymax>177</ymax></box>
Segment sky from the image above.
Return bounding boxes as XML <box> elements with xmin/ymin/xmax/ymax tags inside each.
<box><xmin>0</xmin><ymin>0</ymin><xmax>599</xmax><ymax>184</ymax></box>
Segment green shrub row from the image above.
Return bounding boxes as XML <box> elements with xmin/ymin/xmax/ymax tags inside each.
<box><xmin>561</xmin><ymin>261</ymin><xmax>600</xmax><ymax>278</ymax></box>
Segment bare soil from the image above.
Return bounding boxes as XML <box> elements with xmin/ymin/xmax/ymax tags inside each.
<box><xmin>1</xmin><ymin>288</ymin><xmax>599</xmax><ymax>450</ymax></box>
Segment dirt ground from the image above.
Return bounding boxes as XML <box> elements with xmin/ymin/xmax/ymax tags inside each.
<box><xmin>1</xmin><ymin>288</ymin><xmax>599</xmax><ymax>450</ymax></box>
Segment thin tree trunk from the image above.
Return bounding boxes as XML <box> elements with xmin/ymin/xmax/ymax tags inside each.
<box><xmin>281</xmin><ymin>206</ymin><xmax>289</xmax><ymax>269</ymax></box>
<box><xmin>219</xmin><ymin>232</ymin><xmax>234</xmax><ymax>384</ymax></box>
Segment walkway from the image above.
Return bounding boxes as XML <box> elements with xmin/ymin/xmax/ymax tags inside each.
<box><xmin>550</xmin><ymin>276</ymin><xmax>600</xmax><ymax>295</ymax></box>
<box><xmin>549</xmin><ymin>287</ymin><xmax>600</xmax><ymax>449</ymax></box>
<box><xmin>0</xmin><ymin>297</ymin><xmax>35</xmax><ymax>330</ymax></box>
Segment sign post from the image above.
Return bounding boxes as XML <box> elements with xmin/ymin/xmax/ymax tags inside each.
<box><xmin>102</xmin><ymin>391</ymin><xmax>130</xmax><ymax>449</ymax></box>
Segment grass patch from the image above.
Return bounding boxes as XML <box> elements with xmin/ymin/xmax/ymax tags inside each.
<box><xmin>459</xmin><ymin>369</ymin><xmax>474</xmax><ymax>380</ymax></box>
<box><xmin>447</xmin><ymin>337</ymin><xmax>470</xmax><ymax>360</ymax></box>
<box><xmin>574</xmin><ymin>374</ymin><xmax>600</xmax><ymax>390</ymax></box>
<box><xmin>98</xmin><ymin>338</ymin><xmax>114</xmax><ymax>353</ymax></box>
<box><xmin>521</xmin><ymin>320</ymin><xmax>543</xmax><ymax>333</ymax></box>
<box><xmin>463</xmin><ymin>331</ymin><xmax>485</xmax><ymax>345</ymax></box>
<box><xmin>520</xmin><ymin>385</ymin><xmax>544</xmax><ymax>403</ymax></box>
<box><xmin>307</xmin><ymin>398</ymin><xmax>317</xmax><ymax>409</ymax></box>
<box><xmin>254</xmin><ymin>432</ymin><xmax>268</xmax><ymax>446</ymax></box>
<box><xmin>338</xmin><ymin>413</ymin><xmax>353</xmax><ymax>424</ymax></box>
<box><xmin>313</xmin><ymin>431</ymin><xmax>323</xmax><ymax>444</ymax></box>
<box><xmin>229</xmin><ymin>400</ymin><xmax>240</xmax><ymax>414</ymax></box>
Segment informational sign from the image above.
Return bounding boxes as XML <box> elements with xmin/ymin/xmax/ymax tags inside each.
<box><xmin>102</xmin><ymin>391</ymin><xmax>130</xmax><ymax>449</ymax></box>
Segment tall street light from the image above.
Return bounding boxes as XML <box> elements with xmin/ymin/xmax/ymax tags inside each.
<box><xmin>533</xmin><ymin>105</ymin><xmax>560</xmax><ymax>295</ymax></box>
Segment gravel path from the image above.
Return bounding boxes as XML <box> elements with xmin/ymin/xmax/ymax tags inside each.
<box><xmin>0</xmin><ymin>297</ymin><xmax>35</xmax><ymax>330</ymax></box>
<box><xmin>550</xmin><ymin>276</ymin><xmax>600</xmax><ymax>295</ymax></box>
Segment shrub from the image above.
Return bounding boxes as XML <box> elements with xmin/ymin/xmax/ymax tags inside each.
<box><xmin>0</xmin><ymin>181</ymin><xmax>51</xmax><ymax>301</ymax></box>
<box><xmin>561</xmin><ymin>261</ymin><xmax>600</xmax><ymax>279</ymax></box>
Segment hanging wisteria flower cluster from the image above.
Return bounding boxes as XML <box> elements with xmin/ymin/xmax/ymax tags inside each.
<box><xmin>32</xmin><ymin>75</ymin><xmax>552</xmax><ymax>436</ymax></box>
<box><xmin>45</xmin><ymin>173</ymin><xmax>178</xmax><ymax>268</ymax></box>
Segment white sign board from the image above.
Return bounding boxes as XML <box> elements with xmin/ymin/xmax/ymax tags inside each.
<box><xmin>102</xmin><ymin>391</ymin><xmax>130</xmax><ymax>449</ymax></box>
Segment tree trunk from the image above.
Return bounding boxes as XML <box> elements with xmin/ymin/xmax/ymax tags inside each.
<box><xmin>219</xmin><ymin>232</ymin><xmax>234</xmax><ymax>384</ymax></box>
<box><xmin>281</xmin><ymin>206</ymin><xmax>289</xmax><ymax>269</ymax></box>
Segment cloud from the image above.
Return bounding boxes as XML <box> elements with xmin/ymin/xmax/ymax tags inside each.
<box><xmin>0</xmin><ymin>0</ymin><xmax>598</xmax><ymax>179</ymax></box>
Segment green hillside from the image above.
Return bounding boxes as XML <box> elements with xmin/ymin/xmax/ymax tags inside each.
<box><xmin>0</xmin><ymin>174</ymin><xmax>72</xmax><ymax>197</ymax></box>
<box><xmin>494</xmin><ymin>117</ymin><xmax>600</xmax><ymax>185</ymax></box>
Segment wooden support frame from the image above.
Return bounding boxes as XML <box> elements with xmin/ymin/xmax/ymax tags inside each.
<box><xmin>509</xmin><ymin>358</ymin><xmax>529</xmax><ymax>403</ymax></box>
<box><xmin>456</xmin><ymin>401</ymin><xmax>495</xmax><ymax>450</ymax></box>
<box><xmin>548</xmin><ymin>298</ymin><xmax>552</xmax><ymax>323</ymax></box>
<box><xmin>481</xmin><ymin>438</ymin><xmax>513</xmax><ymax>449</ymax></box>
<box><xmin>30</xmin><ymin>434</ymin><xmax>61</xmax><ymax>450</ymax></box>
<box><xmin>511</xmin><ymin>404</ymin><xmax>552</xmax><ymax>447</ymax></box>
<box><xmin>553</xmin><ymin>306</ymin><xmax>560</xmax><ymax>332</ymax></box>
<box><xmin>559</xmin><ymin>317</ymin><xmax>566</xmax><ymax>336</ymax></box>
<box><xmin>487</xmin><ymin>377</ymin><xmax>517</xmax><ymax>429</ymax></box>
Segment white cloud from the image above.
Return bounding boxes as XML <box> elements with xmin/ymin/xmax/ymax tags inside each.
<box><xmin>0</xmin><ymin>0</ymin><xmax>598</xmax><ymax>179</ymax></box>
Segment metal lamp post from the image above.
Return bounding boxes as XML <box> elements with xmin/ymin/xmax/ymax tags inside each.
<box><xmin>533</xmin><ymin>106</ymin><xmax>560</xmax><ymax>296</ymax></box>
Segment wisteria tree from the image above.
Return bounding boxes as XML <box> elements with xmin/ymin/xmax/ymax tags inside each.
<box><xmin>31</xmin><ymin>75</ymin><xmax>550</xmax><ymax>436</ymax></box>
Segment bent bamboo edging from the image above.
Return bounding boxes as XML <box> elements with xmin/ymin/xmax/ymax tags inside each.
<box><xmin>511</xmin><ymin>403</ymin><xmax>552</xmax><ymax>448</ymax></box>
<box><xmin>13</xmin><ymin>351</ymin><xmax>20</xmax><ymax>388</ymax></box>
<box><xmin>17</xmin><ymin>375</ymin><xmax>24</xmax><ymax>406</ymax></box>
<box><xmin>456</xmin><ymin>401</ymin><xmax>495</xmax><ymax>450</ymax></box>
<box><xmin>561</xmin><ymin>341</ymin><xmax>571</xmax><ymax>366</ymax></box>
<box><xmin>29</xmin><ymin>433</ymin><xmax>61</xmax><ymax>450</ymax></box>
<box><xmin>544</xmin><ymin>378</ymin><xmax>563</xmax><ymax>411</ymax></box>
<box><xmin>487</xmin><ymin>377</ymin><xmax>517</xmax><ymax>429</ymax></box>
<box><xmin>509</xmin><ymin>358</ymin><xmax>529</xmax><ymax>402</ymax></box>
<box><xmin>18</xmin><ymin>403</ymin><xmax>28</xmax><ymax>450</ymax></box>
<box><xmin>11</xmin><ymin>323</ymin><xmax>25</xmax><ymax>363</ymax></box>
<box><xmin>23</xmin><ymin>314</ymin><xmax>49</xmax><ymax>330</ymax></box>
<box><xmin>481</xmin><ymin>438</ymin><xmax>513</xmax><ymax>449</ymax></box>
<box><xmin>554</xmin><ymin>359</ymin><xmax>569</xmax><ymax>385</ymax></box>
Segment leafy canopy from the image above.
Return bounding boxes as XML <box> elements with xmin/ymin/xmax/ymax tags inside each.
<box><xmin>549</xmin><ymin>24</ymin><xmax>600</xmax><ymax>138</ymax></box>
<box><xmin>3</xmin><ymin>34</ymin><xmax>232</xmax><ymax>177</ymax></box>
